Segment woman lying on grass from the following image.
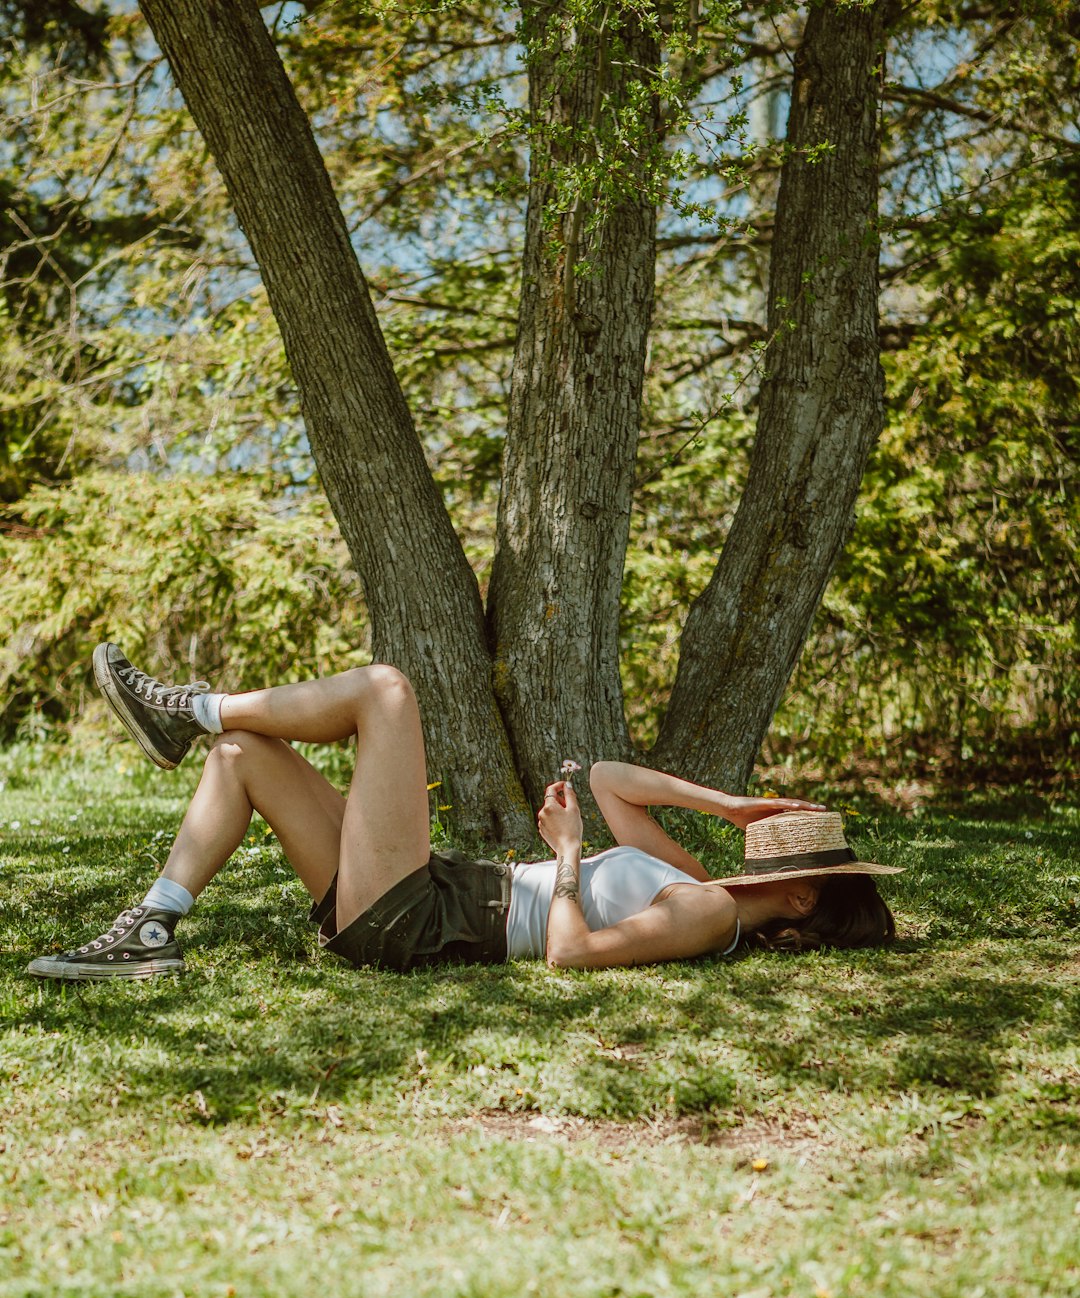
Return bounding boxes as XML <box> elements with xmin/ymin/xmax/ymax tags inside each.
<box><xmin>28</xmin><ymin>648</ymin><xmax>901</xmax><ymax>981</ymax></box>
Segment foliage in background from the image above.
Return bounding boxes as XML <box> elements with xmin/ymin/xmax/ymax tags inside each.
<box><xmin>765</xmin><ymin>151</ymin><xmax>1080</xmax><ymax>779</ymax></box>
<box><xmin>620</xmin><ymin>10</ymin><xmax>1080</xmax><ymax>780</ymax></box>
<box><xmin>0</xmin><ymin>471</ymin><xmax>366</xmax><ymax>740</ymax></box>
<box><xmin>0</xmin><ymin>2</ymin><xmax>1077</xmax><ymax>783</ymax></box>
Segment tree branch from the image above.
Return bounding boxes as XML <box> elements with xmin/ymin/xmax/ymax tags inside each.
<box><xmin>383</xmin><ymin>293</ymin><xmax>517</xmax><ymax>323</ymax></box>
<box><xmin>353</xmin><ymin>130</ymin><xmax>506</xmax><ymax>227</ymax></box>
<box><xmin>885</xmin><ymin>84</ymin><xmax>1080</xmax><ymax>153</ymax></box>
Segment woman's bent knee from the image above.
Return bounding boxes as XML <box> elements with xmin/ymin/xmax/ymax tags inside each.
<box><xmin>207</xmin><ymin>730</ymin><xmax>278</xmax><ymax>767</ymax></box>
<box><xmin>353</xmin><ymin>664</ymin><xmax>416</xmax><ymax>707</ymax></box>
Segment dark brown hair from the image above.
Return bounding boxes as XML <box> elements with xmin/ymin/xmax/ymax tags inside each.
<box><xmin>750</xmin><ymin>873</ymin><xmax>897</xmax><ymax>953</ymax></box>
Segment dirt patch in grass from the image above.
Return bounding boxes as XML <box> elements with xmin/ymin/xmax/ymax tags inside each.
<box><xmin>447</xmin><ymin>1109</ymin><xmax>831</xmax><ymax>1162</ymax></box>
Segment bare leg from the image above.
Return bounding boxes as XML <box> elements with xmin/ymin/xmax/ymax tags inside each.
<box><xmin>160</xmin><ymin>732</ymin><xmax>346</xmax><ymax>902</ymax></box>
<box><xmin>173</xmin><ymin>665</ymin><xmax>432</xmax><ymax>931</ymax></box>
<box><xmin>218</xmin><ymin>668</ymin><xmax>387</xmax><ymax>744</ymax></box>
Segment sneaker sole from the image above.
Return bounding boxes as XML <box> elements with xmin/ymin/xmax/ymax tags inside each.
<box><xmin>26</xmin><ymin>956</ymin><xmax>186</xmax><ymax>980</ymax></box>
<box><xmin>93</xmin><ymin>643</ymin><xmax>180</xmax><ymax>770</ymax></box>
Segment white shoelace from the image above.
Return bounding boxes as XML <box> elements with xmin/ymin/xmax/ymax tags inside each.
<box><xmin>78</xmin><ymin>909</ymin><xmax>138</xmax><ymax>954</ymax></box>
<box><xmin>118</xmin><ymin>666</ymin><xmax>210</xmax><ymax>712</ymax></box>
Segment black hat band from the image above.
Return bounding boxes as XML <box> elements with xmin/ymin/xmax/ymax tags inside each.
<box><xmin>744</xmin><ymin>847</ymin><xmax>856</xmax><ymax>874</ymax></box>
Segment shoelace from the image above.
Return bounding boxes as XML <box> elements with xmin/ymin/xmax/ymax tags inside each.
<box><xmin>151</xmin><ymin>680</ymin><xmax>211</xmax><ymax>709</ymax></box>
<box><xmin>118</xmin><ymin>665</ymin><xmax>210</xmax><ymax>711</ymax></box>
<box><xmin>77</xmin><ymin>908</ymin><xmax>140</xmax><ymax>954</ymax></box>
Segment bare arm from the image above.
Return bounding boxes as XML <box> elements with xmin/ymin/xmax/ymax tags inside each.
<box><xmin>589</xmin><ymin>761</ymin><xmax>826</xmax><ymax>880</ymax></box>
<box><xmin>536</xmin><ymin>779</ymin><xmax>741</xmax><ymax>969</ymax></box>
<box><xmin>547</xmin><ymin>883</ymin><xmax>739</xmax><ymax>970</ymax></box>
<box><xmin>537</xmin><ymin>782</ymin><xmax>592</xmax><ymax>965</ymax></box>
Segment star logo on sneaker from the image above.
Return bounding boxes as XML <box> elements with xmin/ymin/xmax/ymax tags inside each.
<box><xmin>139</xmin><ymin>922</ymin><xmax>169</xmax><ymax>948</ymax></box>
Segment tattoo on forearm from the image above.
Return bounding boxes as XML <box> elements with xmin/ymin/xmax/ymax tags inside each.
<box><xmin>552</xmin><ymin>855</ymin><xmax>580</xmax><ymax>903</ymax></box>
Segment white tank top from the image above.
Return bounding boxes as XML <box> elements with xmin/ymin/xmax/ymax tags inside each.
<box><xmin>506</xmin><ymin>844</ymin><xmax>738</xmax><ymax>960</ymax></box>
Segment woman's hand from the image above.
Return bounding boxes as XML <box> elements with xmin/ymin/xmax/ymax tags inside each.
<box><xmin>537</xmin><ymin>781</ymin><xmax>583</xmax><ymax>855</ymax></box>
<box><xmin>720</xmin><ymin>795</ymin><xmax>826</xmax><ymax>832</ymax></box>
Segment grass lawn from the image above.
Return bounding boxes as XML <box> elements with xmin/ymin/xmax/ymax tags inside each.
<box><xmin>0</xmin><ymin>744</ymin><xmax>1077</xmax><ymax>1298</ymax></box>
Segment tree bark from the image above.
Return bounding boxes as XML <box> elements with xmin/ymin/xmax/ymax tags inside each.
<box><xmin>487</xmin><ymin>0</ymin><xmax>659</xmax><ymax>807</ymax></box>
<box><xmin>138</xmin><ymin>0</ymin><xmax>530</xmax><ymax>839</ymax></box>
<box><xmin>652</xmin><ymin>1</ymin><xmax>887</xmax><ymax>789</ymax></box>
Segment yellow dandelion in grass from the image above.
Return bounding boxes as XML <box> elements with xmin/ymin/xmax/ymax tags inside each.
<box><xmin>427</xmin><ymin>781</ymin><xmax>442</xmax><ymax>791</ymax></box>
<box><xmin>762</xmin><ymin>790</ymin><xmax>779</xmax><ymax>798</ymax></box>
<box><xmin>842</xmin><ymin>804</ymin><xmax>860</xmax><ymax>817</ymax></box>
<box><xmin>751</xmin><ymin>1158</ymin><xmax>769</xmax><ymax>1172</ymax></box>
<box><xmin>438</xmin><ymin>804</ymin><xmax>452</xmax><ymax>812</ymax></box>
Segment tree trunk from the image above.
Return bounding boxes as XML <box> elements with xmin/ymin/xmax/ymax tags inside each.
<box><xmin>138</xmin><ymin>0</ymin><xmax>530</xmax><ymax>839</ymax></box>
<box><xmin>652</xmin><ymin>1</ymin><xmax>886</xmax><ymax>789</ymax></box>
<box><xmin>487</xmin><ymin>0</ymin><xmax>659</xmax><ymax>807</ymax></box>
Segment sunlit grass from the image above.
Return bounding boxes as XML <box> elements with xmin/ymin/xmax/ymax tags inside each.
<box><xmin>1</xmin><ymin>746</ymin><xmax>1077</xmax><ymax>1297</ymax></box>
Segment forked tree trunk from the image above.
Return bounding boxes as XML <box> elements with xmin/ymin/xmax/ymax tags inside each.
<box><xmin>651</xmin><ymin>1</ymin><xmax>887</xmax><ymax>789</ymax></box>
<box><xmin>138</xmin><ymin>0</ymin><xmax>531</xmax><ymax>839</ymax></box>
<box><xmin>487</xmin><ymin>0</ymin><xmax>659</xmax><ymax>807</ymax></box>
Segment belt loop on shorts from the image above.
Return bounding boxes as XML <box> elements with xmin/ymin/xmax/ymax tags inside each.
<box><xmin>482</xmin><ymin>861</ymin><xmax>512</xmax><ymax>914</ymax></box>
<box><xmin>476</xmin><ymin>861</ymin><xmax>511</xmax><ymax>964</ymax></box>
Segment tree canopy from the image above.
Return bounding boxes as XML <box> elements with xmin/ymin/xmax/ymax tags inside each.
<box><xmin>2</xmin><ymin>1</ymin><xmax>1076</xmax><ymax>832</ymax></box>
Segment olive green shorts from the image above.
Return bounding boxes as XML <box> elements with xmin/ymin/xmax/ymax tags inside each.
<box><xmin>309</xmin><ymin>849</ymin><xmax>511</xmax><ymax>972</ymax></box>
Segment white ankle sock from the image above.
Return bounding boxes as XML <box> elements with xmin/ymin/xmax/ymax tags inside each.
<box><xmin>141</xmin><ymin>877</ymin><xmax>195</xmax><ymax>916</ymax></box>
<box><xmin>192</xmin><ymin>692</ymin><xmax>226</xmax><ymax>734</ymax></box>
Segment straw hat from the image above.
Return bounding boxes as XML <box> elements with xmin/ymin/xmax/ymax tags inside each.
<box><xmin>708</xmin><ymin>811</ymin><xmax>904</xmax><ymax>888</ymax></box>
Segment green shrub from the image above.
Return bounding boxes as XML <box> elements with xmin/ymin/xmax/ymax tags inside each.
<box><xmin>0</xmin><ymin>470</ymin><xmax>368</xmax><ymax>741</ymax></box>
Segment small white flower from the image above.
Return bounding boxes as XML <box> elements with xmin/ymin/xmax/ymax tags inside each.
<box><xmin>1025</xmin><ymin>831</ymin><xmax>1034</xmax><ymax>839</ymax></box>
<box><xmin>9</xmin><ymin>821</ymin><xmax>20</xmax><ymax>831</ymax></box>
<box><xmin>560</xmin><ymin>759</ymin><xmax>582</xmax><ymax>780</ymax></box>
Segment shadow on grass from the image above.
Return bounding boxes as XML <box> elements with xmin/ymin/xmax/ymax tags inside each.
<box><xmin>681</xmin><ymin>953</ymin><xmax>1079</xmax><ymax>1099</ymax></box>
<box><xmin>6</xmin><ymin>923</ymin><xmax>1079</xmax><ymax>1126</ymax></box>
<box><xmin>796</xmin><ymin>777</ymin><xmax>1074</xmax><ymax>824</ymax></box>
<box><xmin>3</xmin><ymin>812</ymin><xmax>1078</xmax><ymax>1127</ymax></box>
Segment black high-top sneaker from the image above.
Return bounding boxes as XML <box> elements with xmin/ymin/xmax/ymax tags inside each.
<box><xmin>93</xmin><ymin>642</ymin><xmax>211</xmax><ymax>769</ymax></box>
<box><xmin>26</xmin><ymin>906</ymin><xmax>185</xmax><ymax>980</ymax></box>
